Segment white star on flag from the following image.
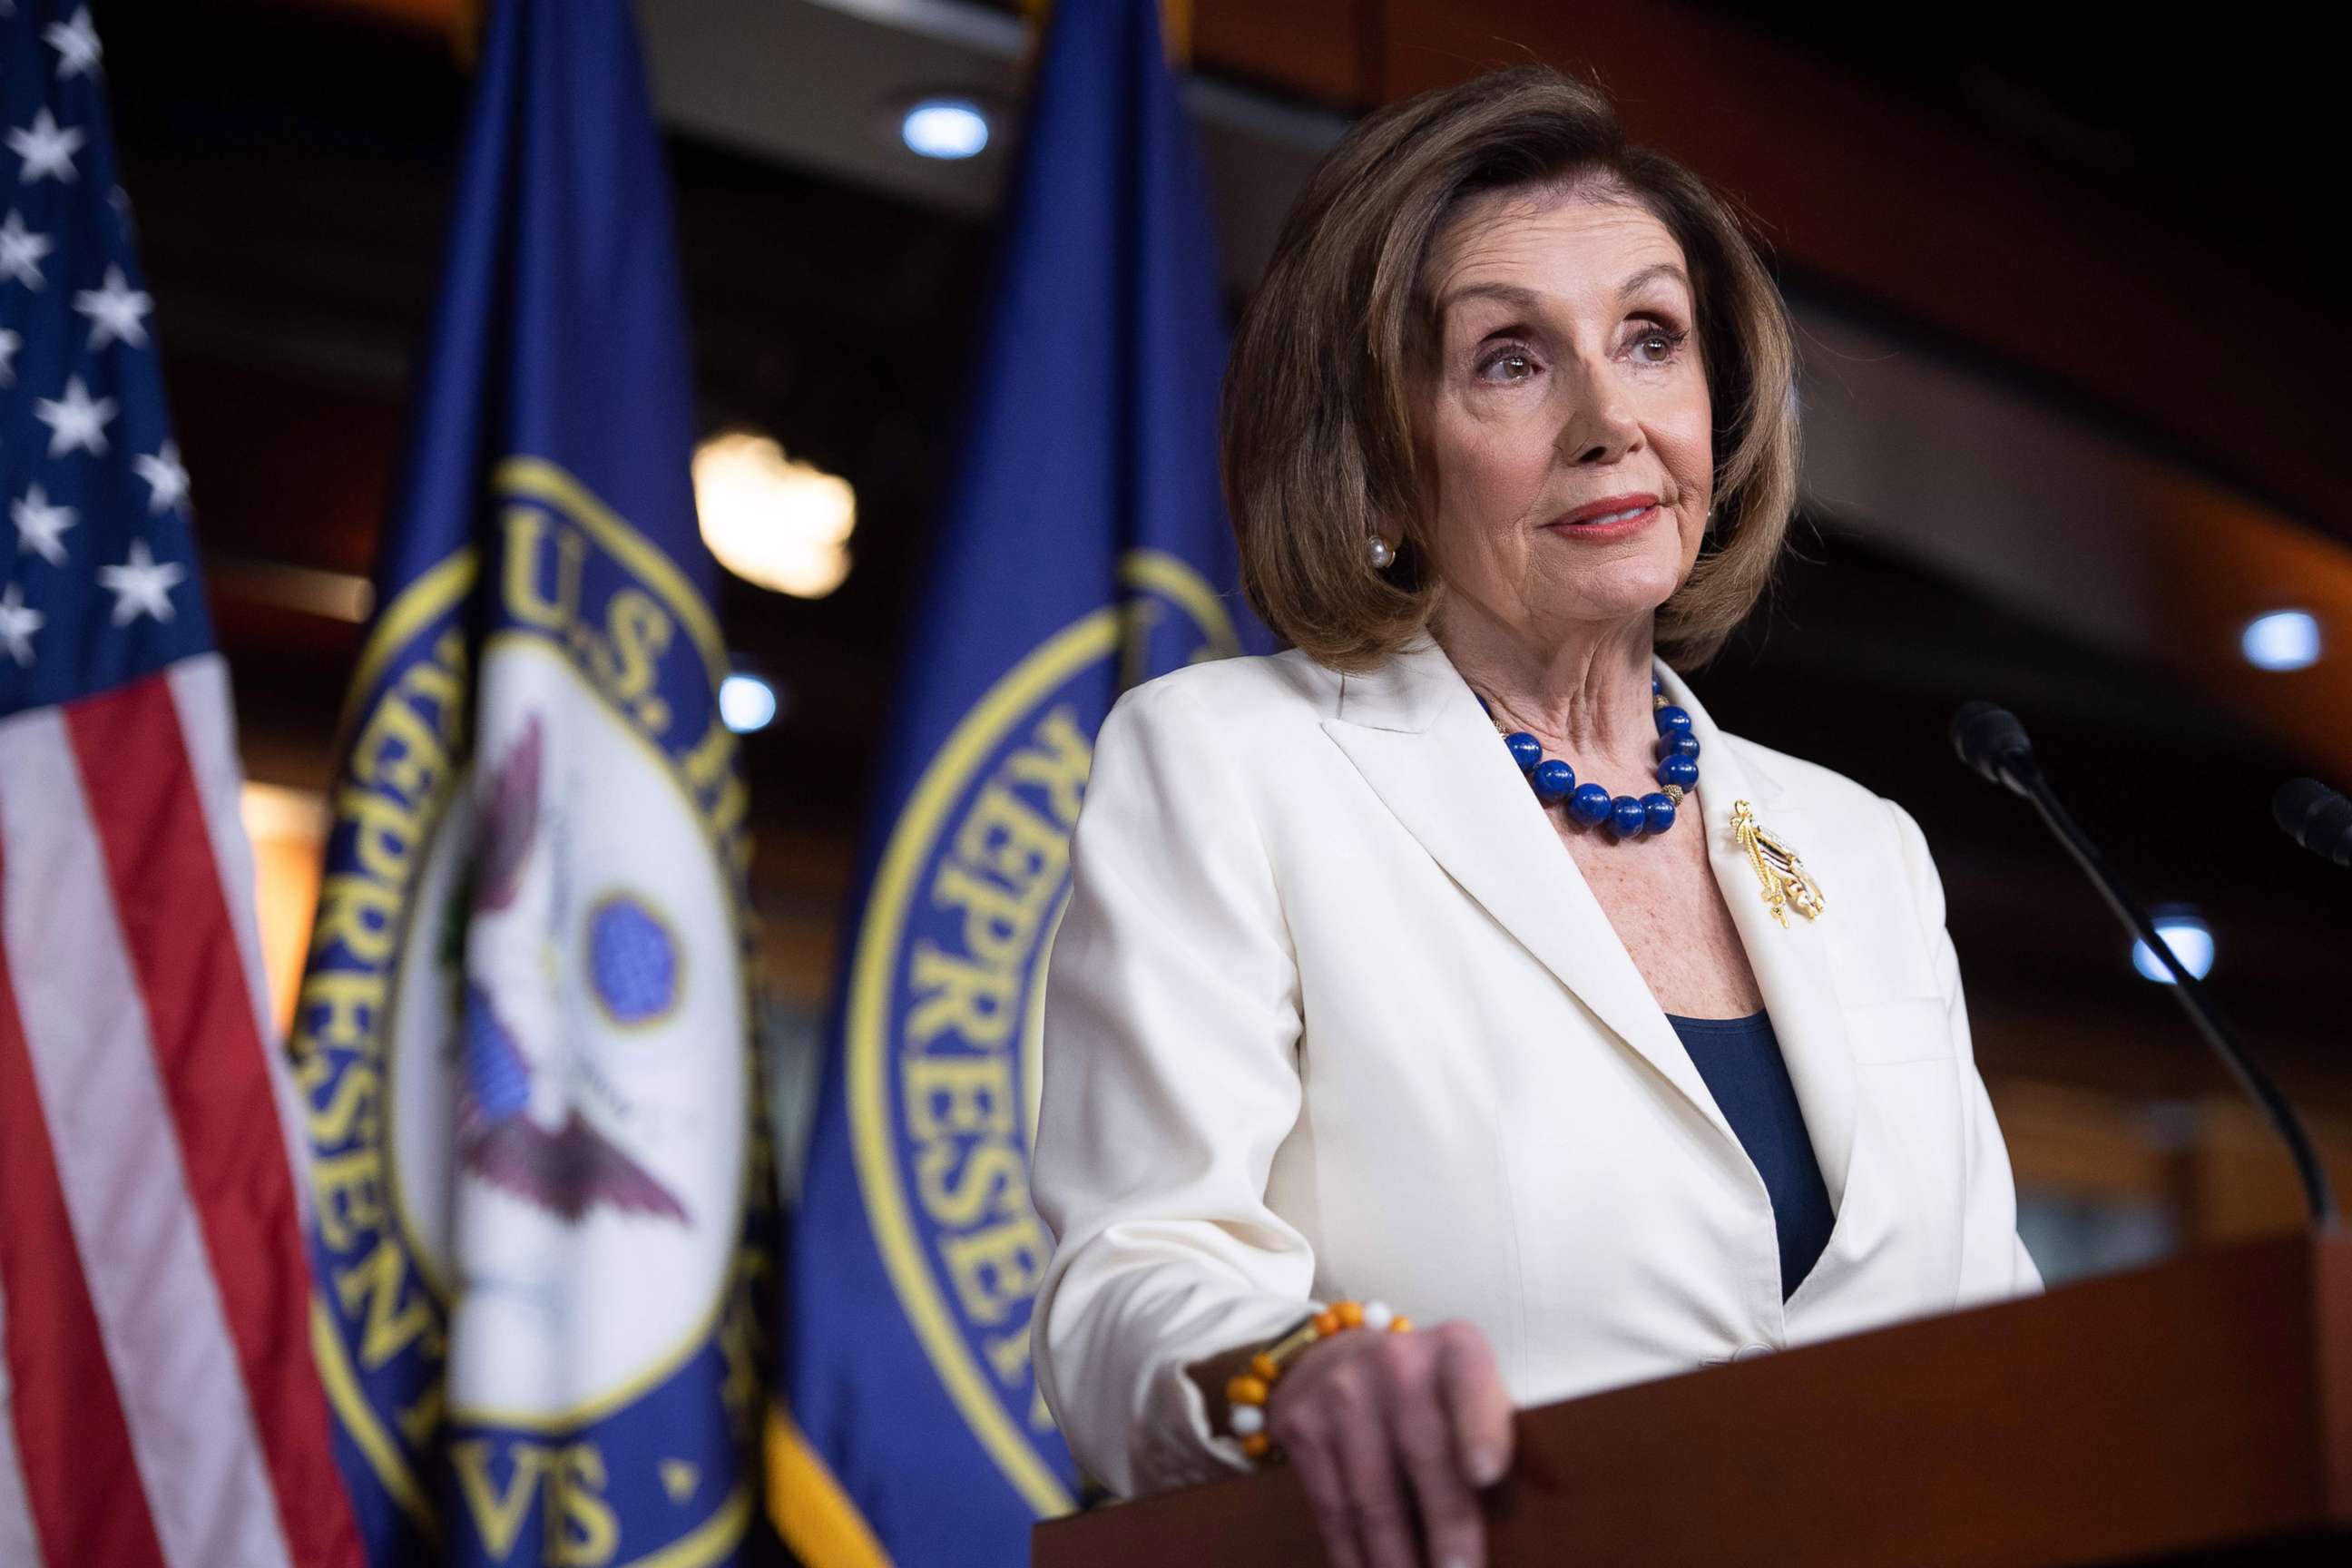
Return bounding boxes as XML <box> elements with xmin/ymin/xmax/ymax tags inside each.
<box><xmin>99</xmin><ymin>540</ymin><xmax>183</xmax><ymax>626</ymax></box>
<box><xmin>7</xmin><ymin>108</ymin><xmax>84</xmax><ymax>184</ymax></box>
<box><xmin>0</xmin><ymin>209</ymin><xmax>51</xmax><ymax>289</ymax></box>
<box><xmin>135</xmin><ymin>442</ymin><xmax>191</xmax><ymax>514</ymax></box>
<box><xmin>74</xmin><ymin>264</ymin><xmax>151</xmax><ymax>350</ymax></box>
<box><xmin>11</xmin><ymin>484</ymin><xmax>77</xmax><ymax>566</ymax></box>
<box><xmin>33</xmin><ymin>375</ymin><xmax>117</xmax><ymax>456</ymax></box>
<box><xmin>44</xmin><ymin>7</ymin><xmax>102</xmax><ymax>79</ymax></box>
<box><xmin>0</xmin><ymin>327</ymin><xmax>18</xmax><ymax>387</ymax></box>
<box><xmin>0</xmin><ymin>584</ymin><xmax>43</xmax><ymax>667</ymax></box>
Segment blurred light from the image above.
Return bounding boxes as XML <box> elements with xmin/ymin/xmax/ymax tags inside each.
<box><xmin>692</xmin><ymin>432</ymin><xmax>854</xmax><ymax>598</ymax></box>
<box><xmin>205</xmin><ymin>556</ymin><xmax>374</xmax><ymax>623</ymax></box>
<box><xmin>239</xmin><ymin>783</ymin><xmax>328</xmax><ymax>1036</ymax></box>
<box><xmin>900</xmin><ymin>97</ymin><xmax>990</xmax><ymax>160</ymax></box>
<box><xmin>2240</xmin><ymin>609</ymin><xmax>2321</xmax><ymax>671</ymax></box>
<box><xmin>2132</xmin><ymin>913</ymin><xmax>2214</xmax><ymax>985</ymax></box>
<box><xmin>720</xmin><ymin>671</ymin><xmax>779</xmax><ymax>734</ymax></box>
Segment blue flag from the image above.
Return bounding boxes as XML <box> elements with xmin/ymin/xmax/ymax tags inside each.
<box><xmin>295</xmin><ymin>2</ymin><xmax>764</xmax><ymax>1564</ymax></box>
<box><xmin>776</xmin><ymin>1</ymin><xmax>1266</xmax><ymax>1562</ymax></box>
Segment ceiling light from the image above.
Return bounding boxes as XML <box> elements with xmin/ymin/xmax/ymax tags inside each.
<box><xmin>2131</xmin><ymin>913</ymin><xmax>2213</xmax><ymax>985</ymax></box>
<box><xmin>2240</xmin><ymin>610</ymin><xmax>2321</xmax><ymax>671</ymax></box>
<box><xmin>692</xmin><ymin>432</ymin><xmax>855</xmax><ymax>599</ymax></box>
<box><xmin>720</xmin><ymin>671</ymin><xmax>779</xmax><ymax>735</ymax></box>
<box><xmin>900</xmin><ymin>97</ymin><xmax>990</xmax><ymax>160</ymax></box>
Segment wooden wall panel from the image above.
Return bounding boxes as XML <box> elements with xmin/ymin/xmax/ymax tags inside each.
<box><xmin>1193</xmin><ymin>0</ymin><xmax>1372</xmax><ymax>106</ymax></box>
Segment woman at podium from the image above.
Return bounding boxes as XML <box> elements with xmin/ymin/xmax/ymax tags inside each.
<box><xmin>1030</xmin><ymin>63</ymin><xmax>2043</xmax><ymax>1568</ymax></box>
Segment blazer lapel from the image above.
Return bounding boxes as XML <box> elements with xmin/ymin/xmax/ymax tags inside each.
<box><xmin>1658</xmin><ymin>663</ymin><xmax>1862</xmax><ymax>1220</ymax></box>
<box><xmin>1322</xmin><ymin>641</ymin><xmax>1739</xmax><ymax>1151</ymax></box>
<box><xmin>1323</xmin><ymin>641</ymin><xmax>1886</xmax><ymax>1316</ymax></box>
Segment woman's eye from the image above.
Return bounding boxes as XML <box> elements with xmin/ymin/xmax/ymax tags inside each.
<box><xmin>1632</xmin><ymin>326</ymin><xmax>1689</xmax><ymax>365</ymax></box>
<box><xmin>1477</xmin><ymin>348</ymin><xmax>1537</xmax><ymax>383</ymax></box>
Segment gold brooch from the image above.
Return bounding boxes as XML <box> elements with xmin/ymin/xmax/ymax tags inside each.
<box><xmin>1731</xmin><ymin>799</ymin><xmax>1825</xmax><ymax>927</ymax></box>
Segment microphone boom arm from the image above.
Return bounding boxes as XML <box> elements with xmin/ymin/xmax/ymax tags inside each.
<box><xmin>2018</xmin><ymin>770</ymin><xmax>2338</xmax><ymax>1227</ymax></box>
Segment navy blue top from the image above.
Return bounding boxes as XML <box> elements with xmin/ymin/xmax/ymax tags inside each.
<box><xmin>1665</xmin><ymin>1009</ymin><xmax>1836</xmax><ymax>1300</ymax></box>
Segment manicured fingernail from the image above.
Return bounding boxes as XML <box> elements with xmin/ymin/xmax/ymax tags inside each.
<box><xmin>1471</xmin><ymin>1447</ymin><xmax>1506</xmax><ymax>1485</ymax></box>
<box><xmin>1443</xmin><ymin>1557</ymin><xmax>1474</xmax><ymax>1568</ymax></box>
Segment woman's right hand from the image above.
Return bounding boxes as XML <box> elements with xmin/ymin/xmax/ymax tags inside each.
<box><xmin>1267</xmin><ymin>1318</ymin><xmax>1514</xmax><ymax>1568</ymax></box>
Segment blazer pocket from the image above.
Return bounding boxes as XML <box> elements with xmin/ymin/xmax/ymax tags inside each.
<box><xmin>1840</xmin><ymin>995</ymin><xmax>1954</xmax><ymax>1064</ymax></box>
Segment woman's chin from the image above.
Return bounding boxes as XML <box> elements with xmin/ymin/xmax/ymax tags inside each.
<box><xmin>1528</xmin><ymin>565</ymin><xmax>1682</xmax><ymax>629</ymax></box>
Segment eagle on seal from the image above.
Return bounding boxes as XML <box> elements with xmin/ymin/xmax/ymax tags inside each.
<box><xmin>453</xmin><ymin>716</ymin><xmax>689</xmax><ymax>1225</ymax></box>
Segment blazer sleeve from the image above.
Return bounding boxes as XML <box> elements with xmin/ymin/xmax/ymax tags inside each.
<box><xmin>1029</xmin><ymin>677</ymin><xmax>1320</xmax><ymax>1498</ymax></box>
<box><xmin>1882</xmin><ymin>796</ymin><xmax>2045</xmax><ymax>1302</ymax></box>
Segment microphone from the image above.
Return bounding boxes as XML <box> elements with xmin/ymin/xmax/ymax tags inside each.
<box><xmin>1950</xmin><ymin>702</ymin><xmax>2337</xmax><ymax>1227</ymax></box>
<box><xmin>2273</xmin><ymin>778</ymin><xmax>2352</xmax><ymax>868</ymax></box>
<box><xmin>1949</xmin><ymin>700</ymin><xmax>2037</xmax><ymax>796</ymax></box>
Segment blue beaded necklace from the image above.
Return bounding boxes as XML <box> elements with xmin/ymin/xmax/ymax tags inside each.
<box><xmin>1477</xmin><ymin>673</ymin><xmax>1701</xmax><ymax>840</ymax></box>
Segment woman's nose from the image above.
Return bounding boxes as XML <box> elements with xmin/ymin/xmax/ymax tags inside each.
<box><xmin>1552</xmin><ymin>358</ymin><xmax>1642</xmax><ymax>464</ymax></box>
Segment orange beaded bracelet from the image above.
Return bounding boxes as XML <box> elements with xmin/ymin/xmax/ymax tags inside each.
<box><xmin>1223</xmin><ymin>1299</ymin><xmax>1413</xmax><ymax>1460</ymax></box>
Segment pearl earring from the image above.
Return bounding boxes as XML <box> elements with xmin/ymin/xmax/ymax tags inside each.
<box><xmin>1367</xmin><ymin>534</ymin><xmax>1395</xmax><ymax>570</ymax></box>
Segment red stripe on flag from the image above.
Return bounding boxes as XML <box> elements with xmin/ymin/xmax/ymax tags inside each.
<box><xmin>0</xmin><ymin>896</ymin><xmax>171</xmax><ymax>1568</ymax></box>
<box><xmin>64</xmin><ymin>678</ymin><xmax>363</xmax><ymax>1568</ymax></box>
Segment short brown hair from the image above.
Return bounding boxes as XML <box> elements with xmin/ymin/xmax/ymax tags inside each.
<box><xmin>1222</xmin><ymin>64</ymin><xmax>1799</xmax><ymax>671</ymax></box>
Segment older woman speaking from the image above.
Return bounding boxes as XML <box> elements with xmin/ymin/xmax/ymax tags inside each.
<box><xmin>1029</xmin><ymin>64</ymin><xmax>2042</xmax><ymax>1568</ymax></box>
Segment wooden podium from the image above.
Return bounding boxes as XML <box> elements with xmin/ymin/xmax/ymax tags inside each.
<box><xmin>1034</xmin><ymin>1234</ymin><xmax>2352</xmax><ymax>1565</ymax></box>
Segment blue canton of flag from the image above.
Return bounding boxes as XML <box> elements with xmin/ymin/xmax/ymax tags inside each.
<box><xmin>776</xmin><ymin>1</ymin><xmax>1269</xmax><ymax>1564</ymax></box>
<box><xmin>1</xmin><ymin>4</ymin><xmax>201</xmax><ymax>701</ymax></box>
<box><xmin>290</xmin><ymin>2</ymin><xmax>768</xmax><ymax>1565</ymax></box>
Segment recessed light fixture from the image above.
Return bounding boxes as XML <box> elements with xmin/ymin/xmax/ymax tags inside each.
<box><xmin>2240</xmin><ymin>609</ymin><xmax>2321</xmax><ymax>671</ymax></box>
<box><xmin>2131</xmin><ymin>912</ymin><xmax>2214</xmax><ymax>985</ymax></box>
<box><xmin>692</xmin><ymin>432</ymin><xmax>855</xmax><ymax>599</ymax></box>
<box><xmin>900</xmin><ymin>96</ymin><xmax>991</xmax><ymax>160</ymax></box>
<box><xmin>720</xmin><ymin>670</ymin><xmax>780</xmax><ymax>735</ymax></box>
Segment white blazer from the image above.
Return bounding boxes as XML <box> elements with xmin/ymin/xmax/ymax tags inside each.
<box><xmin>1029</xmin><ymin>637</ymin><xmax>2043</xmax><ymax>1499</ymax></box>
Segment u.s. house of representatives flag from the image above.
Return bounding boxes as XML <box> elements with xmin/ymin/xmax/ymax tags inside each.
<box><xmin>776</xmin><ymin>1</ymin><xmax>1266</xmax><ymax>1563</ymax></box>
<box><xmin>1</xmin><ymin>5</ymin><xmax>362</xmax><ymax>1567</ymax></box>
<box><xmin>294</xmin><ymin>2</ymin><xmax>763</xmax><ymax>1565</ymax></box>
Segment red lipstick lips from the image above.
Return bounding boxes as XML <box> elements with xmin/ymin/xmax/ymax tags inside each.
<box><xmin>1544</xmin><ymin>493</ymin><xmax>1661</xmax><ymax>540</ymax></box>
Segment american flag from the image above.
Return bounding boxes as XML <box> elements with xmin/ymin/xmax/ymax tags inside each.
<box><xmin>0</xmin><ymin>6</ymin><xmax>359</xmax><ymax>1566</ymax></box>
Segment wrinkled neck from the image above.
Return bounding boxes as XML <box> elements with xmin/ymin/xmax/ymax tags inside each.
<box><xmin>1435</xmin><ymin>603</ymin><xmax>1659</xmax><ymax>776</ymax></box>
